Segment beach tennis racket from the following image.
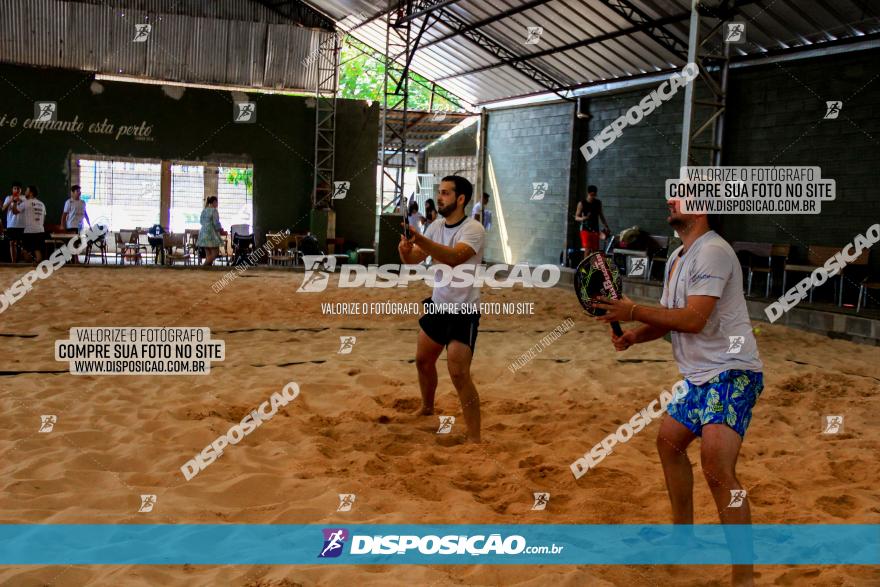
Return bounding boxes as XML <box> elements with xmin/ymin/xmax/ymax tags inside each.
<box><xmin>574</xmin><ymin>251</ymin><xmax>624</xmax><ymax>336</ymax></box>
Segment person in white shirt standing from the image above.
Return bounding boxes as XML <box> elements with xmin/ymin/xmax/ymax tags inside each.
<box><xmin>13</xmin><ymin>185</ymin><xmax>47</xmax><ymax>263</ymax></box>
<box><xmin>471</xmin><ymin>192</ymin><xmax>492</xmax><ymax>231</ymax></box>
<box><xmin>595</xmin><ymin>201</ymin><xmax>763</xmax><ymax>587</ymax></box>
<box><xmin>398</xmin><ymin>175</ymin><xmax>486</xmax><ymax>444</ymax></box>
<box><xmin>2</xmin><ymin>181</ymin><xmax>25</xmax><ymax>263</ymax></box>
<box><xmin>61</xmin><ymin>185</ymin><xmax>90</xmax><ymax>232</ymax></box>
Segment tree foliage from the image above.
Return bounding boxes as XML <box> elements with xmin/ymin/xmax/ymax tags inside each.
<box><xmin>225</xmin><ymin>167</ymin><xmax>253</xmax><ymax>194</ymax></box>
<box><xmin>338</xmin><ymin>37</ymin><xmax>464</xmax><ymax>113</ymax></box>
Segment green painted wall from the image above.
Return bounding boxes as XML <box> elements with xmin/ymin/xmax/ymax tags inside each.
<box><xmin>0</xmin><ymin>63</ymin><xmax>377</xmax><ymax>247</ymax></box>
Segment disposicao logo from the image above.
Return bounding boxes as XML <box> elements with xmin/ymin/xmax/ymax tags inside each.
<box><xmin>318</xmin><ymin>530</ymin><xmax>530</xmax><ymax>557</ymax></box>
<box><xmin>319</xmin><ymin>528</ymin><xmax>349</xmax><ymax>558</ymax></box>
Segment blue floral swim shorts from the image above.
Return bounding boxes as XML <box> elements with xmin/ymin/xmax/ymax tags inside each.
<box><xmin>666</xmin><ymin>369</ymin><xmax>764</xmax><ymax>438</ymax></box>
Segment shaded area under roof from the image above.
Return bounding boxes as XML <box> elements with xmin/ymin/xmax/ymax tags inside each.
<box><xmin>307</xmin><ymin>0</ymin><xmax>880</xmax><ymax>105</ymax></box>
<box><xmin>383</xmin><ymin>109</ymin><xmax>472</xmax><ymax>152</ymax></box>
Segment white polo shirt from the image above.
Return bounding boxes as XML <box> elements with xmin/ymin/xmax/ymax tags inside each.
<box><xmin>660</xmin><ymin>230</ymin><xmax>762</xmax><ymax>384</ymax></box>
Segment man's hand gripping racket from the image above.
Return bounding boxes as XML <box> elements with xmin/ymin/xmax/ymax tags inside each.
<box><xmin>574</xmin><ymin>252</ymin><xmax>625</xmax><ymax>337</ymax></box>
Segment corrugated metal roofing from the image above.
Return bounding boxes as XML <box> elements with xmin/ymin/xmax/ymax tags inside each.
<box><xmin>0</xmin><ymin>0</ymin><xmax>335</xmax><ymax>91</ymax></box>
<box><xmin>2</xmin><ymin>0</ymin><xmax>877</xmax><ymax>102</ymax></box>
<box><xmin>308</xmin><ymin>0</ymin><xmax>880</xmax><ymax>105</ymax></box>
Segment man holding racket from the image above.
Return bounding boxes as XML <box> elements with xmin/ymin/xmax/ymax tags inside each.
<box><xmin>398</xmin><ymin>175</ymin><xmax>485</xmax><ymax>444</ymax></box>
<box><xmin>594</xmin><ymin>201</ymin><xmax>763</xmax><ymax>587</ymax></box>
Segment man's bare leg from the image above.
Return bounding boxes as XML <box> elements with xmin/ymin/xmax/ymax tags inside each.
<box><xmin>446</xmin><ymin>340</ymin><xmax>480</xmax><ymax>443</ymax></box>
<box><xmin>701</xmin><ymin>424</ymin><xmax>753</xmax><ymax>587</ymax></box>
<box><xmin>656</xmin><ymin>415</ymin><xmax>698</xmax><ymax>524</ymax></box>
<box><xmin>414</xmin><ymin>329</ymin><xmax>443</xmax><ymax>416</ymax></box>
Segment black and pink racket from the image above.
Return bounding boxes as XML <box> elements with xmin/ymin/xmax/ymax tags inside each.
<box><xmin>574</xmin><ymin>252</ymin><xmax>624</xmax><ymax>336</ymax></box>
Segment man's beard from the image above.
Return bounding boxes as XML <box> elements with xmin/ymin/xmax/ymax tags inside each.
<box><xmin>437</xmin><ymin>201</ymin><xmax>456</xmax><ymax>217</ymax></box>
<box><xmin>668</xmin><ymin>215</ymin><xmax>689</xmax><ymax>230</ymax></box>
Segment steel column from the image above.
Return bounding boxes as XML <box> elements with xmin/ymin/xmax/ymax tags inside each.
<box><xmin>379</xmin><ymin>0</ymin><xmax>413</xmax><ymax>212</ymax></box>
<box><xmin>679</xmin><ymin>0</ymin><xmax>732</xmax><ymax>168</ymax></box>
<box><xmin>312</xmin><ymin>31</ymin><xmax>340</xmax><ymax>209</ymax></box>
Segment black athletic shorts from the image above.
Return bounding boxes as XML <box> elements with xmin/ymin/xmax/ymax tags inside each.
<box><xmin>418</xmin><ymin>297</ymin><xmax>481</xmax><ymax>352</ymax></box>
<box><xmin>22</xmin><ymin>231</ymin><xmax>45</xmax><ymax>253</ymax></box>
<box><xmin>5</xmin><ymin>227</ymin><xmax>24</xmax><ymax>241</ymax></box>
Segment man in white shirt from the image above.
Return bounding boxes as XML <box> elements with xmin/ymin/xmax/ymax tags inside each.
<box><xmin>596</xmin><ymin>202</ymin><xmax>763</xmax><ymax>587</ymax></box>
<box><xmin>399</xmin><ymin>175</ymin><xmax>486</xmax><ymax>444</ymax></box>
<box><xmin>2</xmin><ymin>181</ymin><xmax>25</xmax><ymax>263</ymax></box>
<box><xmin>471</xmin><ymin>192</ymin><xmax>492</xmax><ymax>231</ymax></box>
<box><xmin>61</xmin><ymin>185</ymin><xmax>90</xmax><ymax>231</ymax></box>
<box><xmin>13</xmin><ymin>185</ymin><xmax>48</xmax><ymax>263</ymax></box>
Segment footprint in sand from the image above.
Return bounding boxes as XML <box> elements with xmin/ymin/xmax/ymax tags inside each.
<box><xmin>815</xmin><ymin>494</ymin><xmax>857</xmax><ymax>519</ymax></box>
<box><xmin>773</xmin><ymin>568</ymin><xmax>821</xmax><ymax>585</ymax></box>
<box><xmin>496</xmin><ymin>400</ymin><xmax>533</xmax><ymax>415</ymax></box>
<box><xmin>393</xmin><ymin>397</ymin><xmax>422</xmax><ymax>413</ymax></box>
<box><xmin>828</xmin><ymin>459</ymin><xmax>868</xmax><ymax>484</ymax></box>
<box><xmin>363</xmin><ymin>457</ymin><xmax>387</xmax><ymax>476</ymax></box>
<box><xmin>518</xmin><ymin>455</ymin><xmax>542</xmax><ymax>469</ymax></box>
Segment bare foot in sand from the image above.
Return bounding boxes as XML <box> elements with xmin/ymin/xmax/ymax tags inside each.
<box><xmin>413</xmin><ymin>405</ymin><xmax>434</xmax><ymax>416</ymax></box>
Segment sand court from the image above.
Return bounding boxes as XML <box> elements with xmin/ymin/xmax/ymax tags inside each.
<box><xmin>0</xmin><ymin>266</ymin><xmax>877</xmax><ymax>585</ymax></box>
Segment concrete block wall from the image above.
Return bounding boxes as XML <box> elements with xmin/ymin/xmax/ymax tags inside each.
<box><xmin>722</xmin><ymin>48</ymin><xmax>880</xmax><ymax>273</ymax></box>
<box><xmin>483</xmin><ymin>102</ymin><xmax>575</xmax><ymax>265</ymax></box>
<box><xmin>577</xmin><ymin>48</ymin><xmax>880</xmax><ymax>279</ymax></box>
<box><xmin>575</xmin><ymin>86</ymin><xmax>686</xmax><ymax>242</ymax></box>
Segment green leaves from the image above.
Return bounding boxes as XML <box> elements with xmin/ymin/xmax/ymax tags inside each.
<box><xmin>339</xmin><ymin>38</ymin><xmax>463</xmax><ymax>112</ymax></box>
<box><xmin>226</xmin><ymin>168</ymin><xmax>253</xmax><ymax>195</ymax></box>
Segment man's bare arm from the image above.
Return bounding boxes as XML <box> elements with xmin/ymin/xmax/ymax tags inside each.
<box><xmin>628</xmin><ymin>323</ymin><xmax>671</xmax><ymax>343</ymax></box>
<box><xmin>413</xmin><ymin>238</ymin><xmax>474</xmax><ymax>267</ymax></box>
<box><xmin>631</xmin><ymin>296</ymin><xmax>718</xmax><ymax>334</ymax></box>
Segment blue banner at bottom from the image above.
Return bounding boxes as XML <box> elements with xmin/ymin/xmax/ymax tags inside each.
<box><xmin>0</xmin><ymin>524</ymin><xmax>876</xmax><ymax>565</ymax></box>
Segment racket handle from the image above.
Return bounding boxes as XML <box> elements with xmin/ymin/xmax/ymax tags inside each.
<box><xmin>611</xmin><ymin>321</ymin><xmax>623</xmax><ymax>337</ymax></box>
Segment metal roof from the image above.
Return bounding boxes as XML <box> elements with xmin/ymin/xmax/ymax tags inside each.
<box><xmin>307</xmin><ymin>0</ymin><xmax>880</xmax><ymax>106</ymax></box>
<box><xmin>0</xmin><ymin>0</ymin><xmax>337</xmax><ymax>91</ymax></box>
<box><xmin>2</xmin><ymin>0</ymin><xmax>877</xmax><ymax>102</ymax></box>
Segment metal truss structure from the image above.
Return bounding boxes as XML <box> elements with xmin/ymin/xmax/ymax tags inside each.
<box><xmin>679</xmin><ymin>0</ymin><xmax>745</xmax><ymax>167</ymax></box>
<box><xmin>312</xmin><ymin>31</ymin><xmax>341</xmax><ymax>208</ymax></box>
<box><xmin>378</xmin><ymin>0</ymin><xmax>416</xmax><ymax>212</ymax></box>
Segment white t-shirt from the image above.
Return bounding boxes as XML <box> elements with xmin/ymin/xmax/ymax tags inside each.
<box><xmin>472</xmin><ymin>202</ymin><xmax>492</xmax><ymax>230</ymax></box>
<box><xmin>422</xmin><ymin>217</ymin><xmax>485</xmax><ymax>305</ymax></box>
<box><xmin>64</xmin><ymin>199</ymin><xmax>87</xmax><ymax>230</ymax></box>
<box><xmin>660</xmin><ymin>230</ymin><xmax>762</xmax><ymax>384</ymax></box>
<box><xmin>20</xmin><ymin>198</ymin><xmax>47</xmax><ymax>234</ymax></box>
<box><xmin>4</xmin><ymin>195</ymin><xmax>24</xmax><ymax>228</ymax></box>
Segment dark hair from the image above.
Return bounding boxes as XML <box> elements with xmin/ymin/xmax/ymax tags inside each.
<box><xmin>11</xmin><ymin>181</ymin><xmax>22</xmax><ymax>189</ymax></box>
<box><xmin>408</xmin><ymin>201</ymin><xmax>418</xmax><ymax>213</ymax></box>
<box><xmin>441</xmin><ymin>175</ymin><xmax>473</xmax><ymax>207</ymax></box>
<box><xmin>424</xmin><ymin>198</ymin><xmax>436</xmax><ymax>212</ymax></box>
<box><xmin>26</xmin><ymin>185</ymin><xmax>38</xmax><ymax>197</ymax></box>
<box><xmin>482</xmin><ymin>192</ymin><xmax>490</xmax><ymax>201</ymax></box>
<box><xmin>205</xmin><ymin>196</ymin><xmax>218</xmax><ymax>206</ymax></box>
<box><xmin>587</xmin><ymin>185</ymin><xmax>598</xmax><ymax>194</ymax></box>
<box><xmin>71</xmin><ymin>185</ymin><xmax>81</xmax><ymax>193</ymax></box>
